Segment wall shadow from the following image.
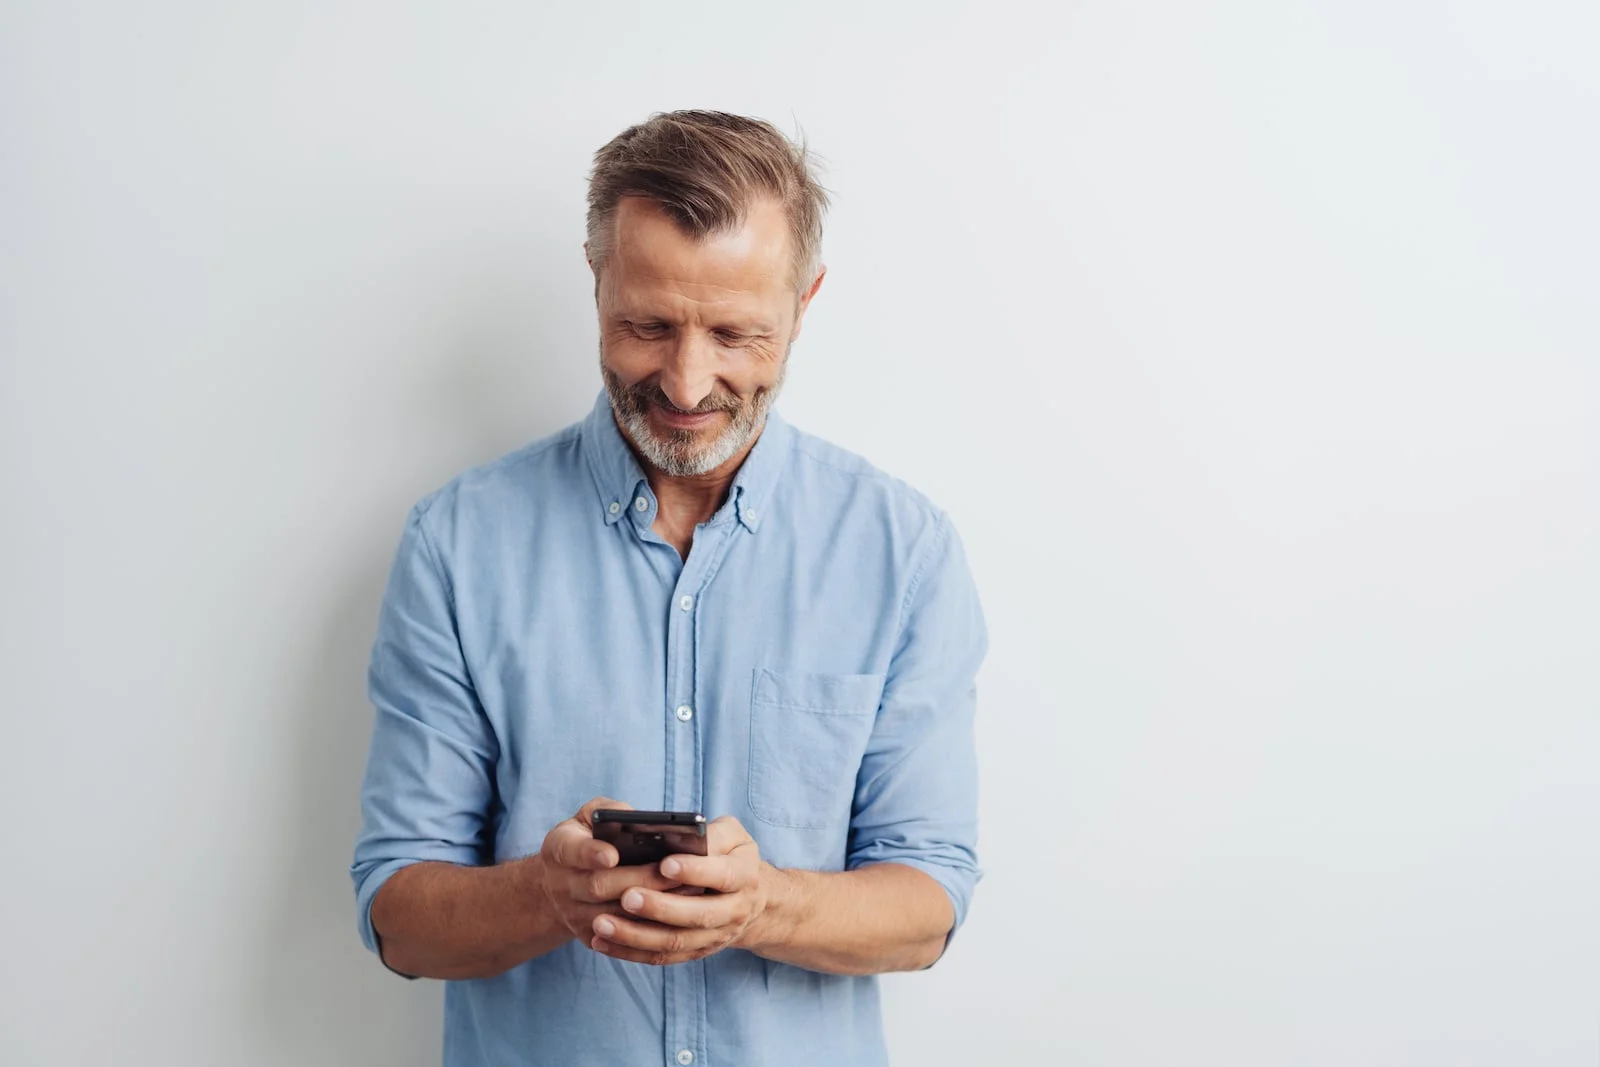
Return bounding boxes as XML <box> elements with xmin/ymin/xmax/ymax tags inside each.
<box><xmin>256</xmin><ymin>561</ymin><xmax>444</xmax><ymax>1066</ymax></box>
<box><xmin>251</xmin><ymin>268</ymin><xmax>582</xmax><ymax>1065</ymax></box>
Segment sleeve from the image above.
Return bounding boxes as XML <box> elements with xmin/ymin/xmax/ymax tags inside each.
<box><xmin>845</xmin><ymin>511</ymin><xmax>988</xmax><ymax>943</ymax></box>
<box><xmin>349</xmin><ymin>502</ymin><xmax>500</xmax><ymax>959</ymax></box>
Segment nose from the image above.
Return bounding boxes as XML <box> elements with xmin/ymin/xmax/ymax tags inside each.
<box><xmin>656</xmin><ymin>332</ymin><xmax>718</xmax><ymax>412</ymax></box>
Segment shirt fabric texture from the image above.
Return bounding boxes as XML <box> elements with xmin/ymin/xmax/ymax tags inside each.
<box><xmin>351</xmin><ymin>392</ymin><xmax>988</xmax><ymax>1067</ymax></box>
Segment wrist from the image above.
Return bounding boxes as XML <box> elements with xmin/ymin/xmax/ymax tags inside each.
<box><xmin>515</xmin><ymin>852</ymin><xmax>548</xmax><ymax>902</ymax></box>
<box><xmin>512</xmin><ymin>853</ymin><xmax>565</xmax><ymax>941</ymax></box>
<box><xmin>740</xmin><ymin>862</ymin><xmax>801</xmax><ymax>955</ymax></box>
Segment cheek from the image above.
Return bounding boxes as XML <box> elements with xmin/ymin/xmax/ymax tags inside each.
<box><xmin>744</xmin><ymin>343</ymin><xmax>788</xmax><ymax>384</ymax></box>
<box><xmin>601</xmin><ymin>335</ymin><xmax>661</xmax><ymax>377</ymax></box>
<box><xmin>715</xmin><ymin>357</ymin><xmax>778</xmax><ymax>400</ymax></box>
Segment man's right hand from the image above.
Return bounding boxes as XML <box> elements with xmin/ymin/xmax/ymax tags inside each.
<box><xmin>535</xmin><ymin>797</ymin><xmax>683</xmax><ymax>944</ymax></box>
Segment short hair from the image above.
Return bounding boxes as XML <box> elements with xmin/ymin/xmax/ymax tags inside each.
<box><xmin>586</xmin><ymin>110</ymin><xmax>829</xmax><ymax>294</ymax></box>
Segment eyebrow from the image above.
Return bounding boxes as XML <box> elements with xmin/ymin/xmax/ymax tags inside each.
<box><xmin>615</xmin><ymin>312</ymin><xmax>777</xmax><ymax>334</ymax></box>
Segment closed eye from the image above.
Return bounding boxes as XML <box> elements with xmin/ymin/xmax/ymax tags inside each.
<box><xmin>626</xmin><ymin>321</ymin><xmax>669</xmax><ymax>339</ymax></box>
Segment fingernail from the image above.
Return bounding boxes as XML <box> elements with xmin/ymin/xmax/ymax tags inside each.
<box><xmin>622</xmin><ymin>890</ymin><xmax>643</xmax><ymax>911</ymax></box>
<box><xmin>661</xmin><ymin>858</ymin><xmax>681</xmax><ymax>877</ymax></box>
<box><xmin>594</xmin><ymin>917</ymin><xmax>615</xmax><ymax>937</ymax></box>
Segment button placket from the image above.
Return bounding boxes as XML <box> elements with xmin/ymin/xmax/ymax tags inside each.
<box><xmin>661</xmin><ymin>520</ymin><xmax>741</xmax><ymax>1067</ymax></box>
<box><xmin>663</xmin><ymin>542</ymin><xmax>703</xmax><ymax>1067</ymax></box>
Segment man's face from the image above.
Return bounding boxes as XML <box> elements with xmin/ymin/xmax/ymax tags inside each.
<box><xmin>593</xmin><ymin>196</ymin><xmax>820</xmax><ymax>478</ymax></box>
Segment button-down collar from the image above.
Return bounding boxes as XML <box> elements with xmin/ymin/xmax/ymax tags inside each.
<box><xmin>582</xmin><ymin>390</ymin><xmax>792</xmax><ymax>534</ymax></box>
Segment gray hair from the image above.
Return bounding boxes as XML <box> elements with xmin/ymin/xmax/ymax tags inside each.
<box><xmin>586</xmin><ymin>110</ymin><xmax>830</xmax><ymax>293</ymax></box>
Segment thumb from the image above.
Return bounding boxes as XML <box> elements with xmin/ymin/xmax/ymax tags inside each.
<box><xmin>576</xmin><ymin>796</ymin><xmax>631</xmax><ymax>829</ymax></box>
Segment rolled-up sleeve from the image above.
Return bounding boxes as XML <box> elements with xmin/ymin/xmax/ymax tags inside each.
<box><xmin>350</xmin><ymin>502</ymin><xmax>499</xmax><ymax>956</ymax></box>
<box><xmin>846</xmin><ymin>511</ymin><xmax>988</xmax><ymax>936</ymax></box>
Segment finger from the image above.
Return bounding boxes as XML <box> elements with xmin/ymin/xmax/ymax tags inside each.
<box><xmin>546</xmin><ymin>819</ymin><xmax>616</xmax><ymax>871</ymax></box>
<box><xmin>617</xmin><ymin>886</ymin><xmax>741</xmax><ymax>929</ymax></box>
<box><xmin>573</xmin><ymin>865</ymin><xmax>685</xmax><ymax>905</ymax></box>
<box><xmin>704</xmin><ymin>815</ymin><xmax>752</xmax><ymax>857</ymax></box>
<box><xmin>591</xmin><ymin>914</ymin><xmax>724</xmax><ymax>957</ymax></box>
<box><xmin>575</xmin><ymin>796</ymin><xmax>631</xmax><ymax>828</ymax></box>
<box><xmin>658</xmin><ymin>846</ymin><xmax>757</xmax><ymax>893</ymax></box>
<box><xmin>567</xmin><ymin>902</ymin><xmax>627</xmax><ymax>933</ymax></box>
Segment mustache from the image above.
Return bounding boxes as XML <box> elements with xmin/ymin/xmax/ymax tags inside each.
<box><xmin>622</xmin><ymin>381</ymin><xmax>744</xmax><ymax>416</ymax></box>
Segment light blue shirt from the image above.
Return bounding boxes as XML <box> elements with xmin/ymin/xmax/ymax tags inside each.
<box><xmin>351</xmin><ymin>392</ymin><xmax>987</xmax><ymax>1067</ymax></box>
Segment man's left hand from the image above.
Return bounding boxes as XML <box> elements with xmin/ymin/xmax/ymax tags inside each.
<box><xmin>589</xmin><ymin>816</ymin><xmax>773</xmax><ymax>966</ymax></box>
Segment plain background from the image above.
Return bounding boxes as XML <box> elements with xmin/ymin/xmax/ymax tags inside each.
<box><xmin>2</xmin><ymin>2</ymin><xmax>1597</xmax><ymax>1064</ymax></box>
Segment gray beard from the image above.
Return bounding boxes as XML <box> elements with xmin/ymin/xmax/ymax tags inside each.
<box><xmin>600</xmin><ymin>356</ymin><xmax>786</xmax><ymax>478</ymax></box>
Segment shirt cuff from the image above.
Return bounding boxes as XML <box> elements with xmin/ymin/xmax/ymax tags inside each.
<box><xmin>846</xmin><ymin>855</ymin><xmax>981</xmax><ymax>963</ymax></box>
<box><xmin>353</xmin><ymin>857</ymin><xmax>424</xmax><ymax>979</ymax></box>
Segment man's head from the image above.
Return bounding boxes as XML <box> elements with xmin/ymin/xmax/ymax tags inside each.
<box><xmin>586</xmin><ymin>111</ymin><xmax>829</xmax><ymax>478</ymax></box>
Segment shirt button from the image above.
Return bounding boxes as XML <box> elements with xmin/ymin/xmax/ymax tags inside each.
<box><xmin>608</xmin><ymin>502</ymin><xmax>620</xmax><ymax>515</ymax></box>
<box><xmin>635</xmin><ymin>496</ymin><xmax>649</xmax><ymax>512</ymax></box>
<box><xmin>676</xmin><ymin>1051</ymin><xmax>694</xmax><ymax>1066</ymax></box>
<box><xmin>745</xmin><ymin>508</ymin><xmax>758</xmax><ymax>522</ymax></box>
<box><xmin>679</xmin><ymin>595</ymin><xmax>693</xmax><ymax>612</ymax></box>
<box><xmin>675</xmin><ymin>705</ymin><xmax>693</xmax><ymax>722</ymax></box>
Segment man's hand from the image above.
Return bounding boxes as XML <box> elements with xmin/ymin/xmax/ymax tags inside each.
<box><xmin>537</xmin><ymin>798</ymin><xmax>684</xmax><ymax>945</ymax></box>
<box><xmin>589</xmin><ymin>816</ymin><xmax>773</xmax><ymax>966</ymax></box>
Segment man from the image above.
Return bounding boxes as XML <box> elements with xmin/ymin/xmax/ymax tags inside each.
<box><xmin>351</xmin><ymin>110</ymin><xmax>987</xmax><ymax>1067</ymax></box>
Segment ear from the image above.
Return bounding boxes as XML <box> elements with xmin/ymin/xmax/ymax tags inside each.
<box><xmin>585</xmin><ymin>242</ymin><xmax>603</xmax><ymax>304</ymax></box>
<box><xmin>789</xmin><ymin>266</ymin><xmax>827</xmax><ymax>343</ymax></box>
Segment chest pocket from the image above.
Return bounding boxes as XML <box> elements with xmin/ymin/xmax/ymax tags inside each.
<box><xmin>747</xmin><ymin>669</ymin><xmax>886</xmax><ymax>830</ymax></box>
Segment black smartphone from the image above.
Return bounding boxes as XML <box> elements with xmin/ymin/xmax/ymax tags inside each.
<box><xmin>591</xmin><ymin>809</ymin><xmax>709</xmax><ymax>866</ymax></box>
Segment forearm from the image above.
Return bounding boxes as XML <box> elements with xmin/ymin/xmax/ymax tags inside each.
<box><xmin>369</xmin><ymin>856</ymin><xmax>568</xmax><ymax>980</ymax></box>
<box><xmin>741</xmin><ymin>862</ymin><xmax>954</xmax><ymax>975</ymax></box>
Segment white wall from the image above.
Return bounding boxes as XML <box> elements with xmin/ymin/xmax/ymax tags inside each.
<box><xmin>3</xmin><ymin>2</ymin><xmax>1596</xmax><ymax>1064</ymax></box>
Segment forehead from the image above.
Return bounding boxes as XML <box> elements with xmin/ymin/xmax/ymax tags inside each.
<box><xmin>602</xmin><ymin>197</ymin><xmax>794</xmax><ymax>311</ymax></box>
